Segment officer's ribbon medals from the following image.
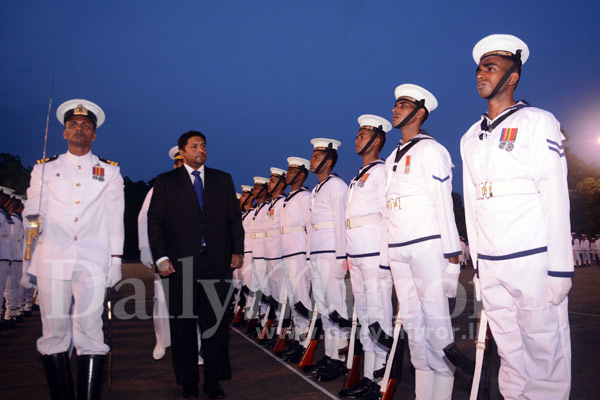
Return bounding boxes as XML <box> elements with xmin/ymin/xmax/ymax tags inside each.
<box><xmin>404</xmin><ymin>155</ymin><xmax>411</xmax><ymax>174</ymax></box>
<box><xmin>93</xmin><ymin>163</ymin><xmax>105</xmax><ymax>182</ymax></box>
<box><xmin>499</xmin><ymin>128</ymin><xmax>518</xmax><ymax>151</ymax></box>
<box><xmin>357</xmin><ymin>173</ymin><xmax>369</xmax><ymax>187</ymax></box>
<box><xmin>269</xmin><ymin>208</ymin><xmax>275</xmax><ymax>219</ymax></box>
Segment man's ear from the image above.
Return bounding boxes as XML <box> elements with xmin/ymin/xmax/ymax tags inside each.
<box><xmin>416</xmin><ymin>107</ymin><xmax>426</xmax><ymax>121</ymax></box>
<box><xmin>508</xmin><ymin>71</ymin><xmax>520</xmax><ymax>86</ymax></box>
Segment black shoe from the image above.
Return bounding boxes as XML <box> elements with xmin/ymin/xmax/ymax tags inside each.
<box><xmin>203</xmin><ymin>382</ymin><xmax>225</xmax><ymax>399</ymax></box>
<box><xmin>339</xmin><ymin>377</ymin><xmax>373</xmax><ymax>398</ymax></box>
<box><xmin>261</xmin><ymin>337</ymin><xmax>277</xmax><ymax>347</ymax></box>
<box><xmin>280</xmin><ymin>340</ymin><xmax>299</xmax><ymax>358</ymax></box>
<box><xmin>182</xmin><ymin>385</ymin><xmax>199</xmax><ymax>398</ymax></box>
<box><xmin>77</xmin><ymin>354</ymin><xmax>105</xmax><ymax>400</ymax></box>
<box><xmin>0</xmin><ymin>318</ymin><xmax>17</xmax><ymax>330</ymax></box>
<box><xmin>361</xmin><ymin>382</ymin><xmax>381</xmax><ymax>400</ymax></box>
<box><xmin>303</xmin><ymin>355</ymin><xmax>330</xmax><ymax>374</ymax></box>
<box><xmin>42</xmin><ymin>352</ymin><xmax>75</xmax><ymax>400</ymax></box>
<box><xmin>15</xmin><ymin>314</ymin><xmax>25</xmax><ymax>322</ymax></box>
<box><xmin>23</xmin><ymin>310</ymin><xmax>33</xmax><ymax>318</ymax></box>
<box><xmin>283</xmin><ymin>345</ymin><xmax>305</xmax><ymax>363</ymax></box>
<box><xmin>315</xmin><ymin>359</ymin><xmax>346</xmax><ymax>382</ymax></box>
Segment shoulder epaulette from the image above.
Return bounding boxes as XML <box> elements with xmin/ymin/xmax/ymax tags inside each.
<box><xmin>36</xmin><ymin>155</ymin><xmax>58</xmax><ymax>164</ymax></box>
<box><xmin>98</xmin><ymin>157</ymin><xmax>119</xmax><ymax>166</ymax></box>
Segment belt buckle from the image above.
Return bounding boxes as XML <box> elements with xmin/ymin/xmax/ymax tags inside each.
<box><xmin>312</xmin><ymin>223</ymin><xmax>318</xmax><ymax>230</ymax></box>
<box><xmin>389</xmin><ymin>198</ymin><xmax>401</xmax><ymax>210</ymax></box>
<box><xmin>346</xmin><ymin>219</ymin><xmax>351</xmax><ymax>229</ymax></box>
<box><xmin>481</xmin><ymin>181</ymin><xmax>493</xmax><ymax>199</ymax></box>
<box><xmin>280</xmin><ymin>227</ymin><xmax>284</xmax><ymax>234</ymax></box>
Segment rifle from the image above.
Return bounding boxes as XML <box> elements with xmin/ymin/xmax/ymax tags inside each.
<box><xmin>379</xmin><ymin>311</ymin><xmax>405</xmax><ymax>400</ymax></box>
<box><xmin>341</xmin><ymin>306</ymin><xmax>362</xmax><ymax>389</ymax></box>
<box><xmin>298</xmin><ymin>304</ymin><xmax>321</xmax><ymax>368</ymax></box>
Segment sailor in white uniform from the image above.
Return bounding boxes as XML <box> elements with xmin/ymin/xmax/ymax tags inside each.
<box><xmin>306</xmin><ymin>138</ymin><xmax>349</xmax><ymax>382</ymax></box>
<box><xmin>264</xmin><ymin>168</ymin><xmax>288</xmax><ymax>331</ymax></box>
<box><xmin>237</xmin><ymin>184</ymin><xmax>254</xmax><ymax>317</ymax></box>
<box><xmin>571</xmin><ymin>233</ymin><xmax>581</xmax><ymax>267</ymax></box>
<box><xmin>386</xmin><ymin>84</ymin><xmax>461</xmax><ymax>399</ymax></box>
<box><xmin>4</xmin><ymin>198</ymin><xmax>24</xmax><ymax>322</ymax></box>
<box><xmin>245</xmin><ymin>177</ymin><xmax>270</xmax><ymax>333</ymax></box>
<box><xmin>278</xmin><ymin>157</ymin><xmax>312</xmax><ymax>363</ymax></box>
<box><xmin>340</xmin><ymin>115</ymin><xmax>394</xmax><ymax>398</ymax></box>
<box><xmin>461</xmin><ymin>34</ymin><xmax>573</xmax><ymax>400</ymax></box>
<box><xmin>22</xmin><ymin>99</ymin><xmax>124</xmax><ymax>399</ymax></box>
<box><xmin>0</xmin><ymin>192</ymin><xmax>16</xmax><ymax>328</ymax></box>
<box><xmin>580</xmin><ymin>234</ymin><xmax>591</xmax><ymax>266</ymax></box>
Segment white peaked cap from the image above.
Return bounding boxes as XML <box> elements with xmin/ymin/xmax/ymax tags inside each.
<box><xmin>270</xmin><ymin>167</ymin><xmax>286</xmax><ymax>176</ymax></box>
<box><xmin>394</xmin><ymin>84</ymin><xmax>438</xmax><ymax>113</ymax></box>
<box><xmin>56</xmin><ymin>99</ymin><xmax>106</xmax><ymax>128</ymax></box>
<box><xmin>253</xmin><ymin>176</ymin><xmax>269</xmax><ymax>185</ymax></box>
<box><xmin>287</xmin><ymin>157</ymin><xmax>310</xmax><ymax>170</ymax></box>
<box><xmin>311</xmin><ymin>138</ymin><xmax>341</xmax><ymax>151</ymax></box>
<box><xmin>241</xmin><ymin>185</ymin><xmax>253</xmax><ymax>193</ymax></box>
<box><xmin>473</xmin><ymin>34</ymin><xmax>529</xmax><ymax>65</ymax></box>
<box><xmin>357</xmin><ymin>114</ymin><xmax>392</xmax><ymax>133</ymax></box>
<box><xmin>168</xmin><ymin>146</ymin><xmax>180</xmax><ymax>160</ymax></box>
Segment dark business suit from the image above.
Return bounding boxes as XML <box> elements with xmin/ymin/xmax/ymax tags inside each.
<box><xmin>148</xmin><ymin>164</ymin><xmax>243</xmax><ymax>391</ymax></box>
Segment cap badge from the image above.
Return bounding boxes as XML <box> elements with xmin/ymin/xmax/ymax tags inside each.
<box><xmin>92</xmin><ymin>163</ymin><xmax>105</xmax><ymax>182</ymax></box>
<box><xmin>499</xmin><ymin>128</ymin><xmax>518</xmax><ymax>152</ymax></box>
<box><xmin>74</xmin><ymin>104</ymin><xmax>89</xmax><ymax>116</ymax></box>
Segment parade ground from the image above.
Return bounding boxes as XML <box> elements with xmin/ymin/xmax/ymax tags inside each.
<box><xmin>1</xmin><ymin>263</ymin><xmax>599</xmax><ymax>400</ymax></box>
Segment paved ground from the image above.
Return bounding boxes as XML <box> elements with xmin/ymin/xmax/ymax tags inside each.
<box><xmin>1</xmin><ymin>262</ymin><xmax>599</xmax><ymax>399</ymax></box>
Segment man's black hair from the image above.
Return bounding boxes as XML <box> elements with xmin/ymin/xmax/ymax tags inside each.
<box><xmin>178</xmin><ymin>130</ymin><xmax>207</xmax><ymax>150</ymax></box>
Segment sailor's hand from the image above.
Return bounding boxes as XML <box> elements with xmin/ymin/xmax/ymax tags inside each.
<box><xmin>139</xmin><ymin>247</ymin><xmax>154</xmax><ymax>268</ymax></box>
<box><xmin>546</xmin><ymin>276</ymin><xmax>572</xmax><ymax>306</ymax></box>
<box><xmin>106</xmin><ymin>257</ymin><xmax>122</xmax><ymax>288</ymax></box>
<box><xmin>443</xmin><ymin>262</ymin><xmax>460</xmax><ymax>298</ymax></box>
<box><xmin>473</xmin><ymin>275</ymin><xmax>481</xmax><ymax>302</ymax></box>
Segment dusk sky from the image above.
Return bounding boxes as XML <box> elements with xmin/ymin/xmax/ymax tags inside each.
<box><xmin>2</xmin><ymin>1</ymin><xmax>599</xmax><ymax>194</ymax></box>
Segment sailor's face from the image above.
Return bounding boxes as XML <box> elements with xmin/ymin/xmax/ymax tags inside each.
<box><xmin>310</xmin><ymin>150</ymin><xmax>326</xmax><ymax>173</ymax></box>
<box><xmin>268</xmin><ymin>174</ymin><xmax>281</xmax><ymax>193</ymax></box>
<box><xmin>63</xmin><ymin>116</ymin><xmax>96</xmax><ymax>146</ymax></box>
<box><xmin>476</xmin><ymin>55</ymin><xmax>514</xmax><ymax>98</ymax></box>
<box><xmin>286</xmin><ymin>166</ymin><xmax>300</xmax><ymax>184</ymax></box>
<box><xmin>180</xmin><ymin>136</ymin><xmax>207</xmax><ymax>168</ymax></box>
<box><xmin>355</xmin><ymin>128</ymin><xmax>377</xmax><ymax>154</ymax></box>
<box><xmin>239</xmin><ymin>192</ymin><xmax>250</xmax><ymax>208</ymax></box>
<box><xmin>392</xmin><ymin>99</ymin><xmax>417</xmax><ymax>127</ymax></box>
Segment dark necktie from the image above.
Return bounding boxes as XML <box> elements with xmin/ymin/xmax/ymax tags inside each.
<box><xmin>191</xmin><ymin>170</ymin><xmax>204</xmax><ymax>211</ymax></box>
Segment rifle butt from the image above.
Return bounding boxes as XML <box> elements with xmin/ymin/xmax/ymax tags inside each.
<box><xmin>298</xmin><ymin>339</ymin><xmax>318</xmax><ymax>368</ymax></box>
<box><xmin>342</xmin><ymin>354</ymin><xmax>361</xmax><ymax>388</ymax></box>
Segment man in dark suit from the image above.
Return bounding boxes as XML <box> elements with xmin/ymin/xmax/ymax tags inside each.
<box><xmin>148</xmin><ymin>130</ymin><xmax>244</xmax><ymax>399</ymax></box>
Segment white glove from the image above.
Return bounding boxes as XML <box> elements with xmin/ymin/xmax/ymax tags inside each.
<box><xmin>546</xmin><ymin>276</ymin><xmax>572</xmax><ymax>306</ymax></box>
<box><xmin>473</xmin><ymin>275</ymin><xmax>481</xmax><ymax>302</ymax></box>
<box><xmin>106</xmin><ymin>258</ymin><xmax>122</xmax><ymax>288</ymax></box>
<box><xmin>379</xmin><ymin>266</ymin><xmax>392</xmax><ymax>282</ymax></box>
<box><xmin>139</xmin><ymin>247</ymin><xmax>154</xmax><ymax>268</ymax></box>
<box><xmin>20</xmin><ymin>273</ymin><xmax>35</xmax><ymax>289</ymax></box>
<box><xmin>443</xmin><ymin>263</ymin><xmax>460</xmax><ymax>298</ymax></box>
<box><xmin>333</xmin><ymin>258</ymin><xmax>348</xmax><ymax>279</ymax></box>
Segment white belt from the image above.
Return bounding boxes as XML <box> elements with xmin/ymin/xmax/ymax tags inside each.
<box><xmin>476</xmin><ymin>179</ymin><xmax>538</xmax><ymax>200</ymax></box>
<box><xmin>252</xmin><ymin>232</ymin><xmax>265</xmax><ymax>238</ymax></box>
<box><xmin>281</xmin><ymin>225</ymin><xmax>305</xmax><ymax>234</ymax></box>
<box><xmin>386</xmin><ymin>195</ymin><xmax>430</xmax><ymax>211</ymax></box>
<box><xmin>266</xmin><ymin>229</ymin><xmax>281</xmax><ymax>237</ymax></box>
<box><xmin>346</xmin><ymin>213</ymin><xmax>381</xmax><ymax>229</ymax></box>
<box><xmin>244</xmin><ymin>232</ymin><xmax>253</xmax><ymax>239</ymax></box>
<box><xmin>311</xmin><ymin>220</ymin><xmax>334</xmax><ymax>230</ymax></box>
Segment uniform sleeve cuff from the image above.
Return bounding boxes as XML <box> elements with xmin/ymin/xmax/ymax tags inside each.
<box><xmin>444</xmin><ymin>251</ymin><xmax>462</xmax><ymax>258</ymax></box>
<box><xmin>547</xmin><ymin>271</ymin><xmax>574</xmax><ymax>277</ymax></box>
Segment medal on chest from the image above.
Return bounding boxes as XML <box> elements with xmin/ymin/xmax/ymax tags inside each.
<box><xmin>357</xmin><ymin>173</ymin><xmax>370</xmax><ymax>188</ymax></box>
<box><xmin>269</xmin><ymin>208</ymin><xmax>275</xmax><ymax>219</ymax></box>
<box><xmin>404</xmin><ymin>155</ymin><xmax>411</xmax><ymax>174</ymax></box>
<box><xmin>499</xmin><ymin>128</ymin><xmax>518</xmax><ymax>152</ymax></box>
<box><xmin>92</xmin><ymin>164</ymin><xmax>105</xmax><ymax>182</ymax></box>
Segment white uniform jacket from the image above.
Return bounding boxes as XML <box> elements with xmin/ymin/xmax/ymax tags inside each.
<box><xmin>385</xmin><ymin>132</ymin><xmax>461</xmax><ymax>258</ymax></box>
<box><xmin>346</xmin><ymin>160</ymin><xmax>389</xmax><ymax>266</ymax></box>
<box><xmin>461</xmin><ymin>102</ymin><xmax>574</xmax><ymax>277</ymax></box>
<box><xmin>242</xmin><ymin>208</ymin><xmax>254</xmax><ymax>255</ymax></box>
<box><xmin>310</xmin><ymin>174</ymin><xmax>347</xmax><ymax>259</ymax></box>
<box><xmin>0</xmin><ymin>207</ymin><xmax>13</xmax><ymax>261</ymax></box>
<box><xmin>264</xmin><ymin>195</ymin><xmax>285</xmax><ymax>260</ymax></box>
<box><xmin>280</xmin><ymin>188</ymin><xmax>310</xmax><ymax>257</ymax></box>
<box><xmin>251</xmin><ymin>201</ymin><xmax>270</xmax><ymax>259</ymax></box>
<box><xmin>11</xmin><ymin>213</ymin><xmax>24</xmax><ymax>262</ymax></box>
<box><xmin>23</xmin><ymin>152</ymin><xmax>125</xmax><ymax>280</ymax></box>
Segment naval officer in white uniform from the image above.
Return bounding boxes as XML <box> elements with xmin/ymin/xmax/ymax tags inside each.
<box><xmin>23</xmin><ymin>99</ymin><xmax>124</xmax><ymax>399</ymax></box>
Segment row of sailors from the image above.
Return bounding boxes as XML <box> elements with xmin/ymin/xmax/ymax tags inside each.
<box><xmin>0</xmin><ymin>191</ymin><xmax>36</xmax><ymax>329</ymax></box>
<box><xmin>572</xmin><ymin>233</ymin><xmax>600</xmax><ymax>266</ymax></box>
<box><xmin>138</xmin><ymin>33</ymin><xmax>573</xmax><ymax>400</ymax></box>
